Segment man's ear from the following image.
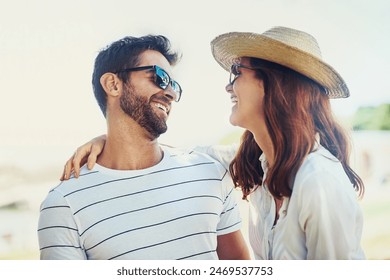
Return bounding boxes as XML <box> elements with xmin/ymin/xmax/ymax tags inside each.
<box><xmin>100</xmin><ymin>73</ymin><xmax>121</xmax><ymax>97</ymax></box>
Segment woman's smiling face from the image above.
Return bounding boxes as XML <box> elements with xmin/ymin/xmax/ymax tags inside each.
<box><xmin>225</xmin><ymin>57</ymin><xmax>266</xmax><ymax>132</ymax></box>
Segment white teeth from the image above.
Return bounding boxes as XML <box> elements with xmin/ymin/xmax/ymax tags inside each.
<box><xmin>155</xmin><ymin>103</ymin><xmax>168</xmax><ymax>113</ymax></box>
<box><xmin>231</xmin><ymin>96</ymin><xmax>238</xmax><ymax>103</ymax></box>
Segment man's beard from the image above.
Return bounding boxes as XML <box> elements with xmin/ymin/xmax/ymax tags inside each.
<box><xmin>119</xmin><ymin>84</ymin><xmax>168</xmax><ymax>139</ymax></box>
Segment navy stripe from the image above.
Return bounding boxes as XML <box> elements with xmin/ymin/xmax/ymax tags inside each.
<box><xmin>65</xmin><ymin>162</ymin><xmax>216</xmax><ymax>197</ymax></box>
<box><xmin>223</xmin><ymin>187</ymin><xmax>234</xmax><ymax>203</ymax></box>
<box><xmin>86</xmin><ymin>212</ymin><xmax>219</xmax><ymax>251</ymax></box>
<box><xmin>79</xmin><ymin>195</ymin><xmax>221</xmax><ymax>236</ymax></box>
<box><xmin>40</xmin><ymin>205</ymin><xmax>70</xmax><ymax>212</ymax></box>
<box><xmin>220</xmin><ymin>204</ymin><xmax>237</xmax><ymax>216</ymax></box>
<box><xmin>49</xmin><ymin>170</ymin><xmax>99</xmax><ymax>192</ymax></box>
<box><xmin>73</xmin><ymin>178</ymin><xmax>222</xmax><ymax>215</ymax></box>
<box><xmin>217</xmin><ymin>221</ymin><xmax>241</xmax><ymax>232</ymax></box>
<box><xmin>69</xmin><ymin>170</ymin><xmax>99</xmax><ymax>180</ymax></box>
<box><xmin>221</xmin><ymin>170</ymin><xmax>228</xmax><ymax>180</ymax></box>
<box><xmin>109</xmin><ymin>231</ymin><xmax>216</xmax><ymax>260</ymax></box>
<box><xmin>38</xmin><ymin>225</ymin><xmax>78</xmax><ymax>232</ymax></box>
<box><xmin>177</xmin><ymin>250</ymin><xmax>216</xmax><ymax>260</ymax></box>
<box><xmin>40</xmin><ymin>244</ymin><xmax>82</xmax><ymax>251</ymax></box>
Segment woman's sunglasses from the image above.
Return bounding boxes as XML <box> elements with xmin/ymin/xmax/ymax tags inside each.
<box><xmin>229</xmin><ymin>64</ymin><xmax>264</xmax><ymax>85</ymax></box>
<box><xmin>116</xmin><ymin>65</ymin><xmax>182</xmax><ymax>102</ymax></box>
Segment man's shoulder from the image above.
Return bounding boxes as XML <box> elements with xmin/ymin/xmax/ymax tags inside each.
<box><xmin>50</xmin><ymin>165</ymin><xmax>100</xmax><ymax>195</ymax></box>
<box><xmin>162</xmin><ymin>145</ymin><xmax>223</xmax><ymax>164</ymax></box>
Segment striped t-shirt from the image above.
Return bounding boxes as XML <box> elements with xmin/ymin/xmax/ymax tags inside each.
<box><xmin>38</xmin><ymin>146</ymin><xmax>242</xmax><ymax>260</ymax></box>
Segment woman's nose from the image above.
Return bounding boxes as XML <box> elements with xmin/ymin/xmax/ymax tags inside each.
<box><xmin>225</xmin><ymin>83</ymin><xmax>233</xmax><ymax>93</ymax></box>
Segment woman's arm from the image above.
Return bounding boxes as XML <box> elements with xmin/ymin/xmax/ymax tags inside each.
<box><xmin>61</xmin><ymin>134</ymin><xmax>106</xmax><ymax>180</ymax></box>
<box><xmin>193</xmin><ymin>144</ymin><xmax>238</xmax><ymax>170</ymax></box>
<box><xmin>61</xmin><ymin>138</ymin><xmax>238</xmax><ymax>180</ymax></box>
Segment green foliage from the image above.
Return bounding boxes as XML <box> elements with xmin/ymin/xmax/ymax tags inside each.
<box><xmin>353</xmin><ymin>103</ymin><xmax>390</xmax><ymax>131</ymax></box>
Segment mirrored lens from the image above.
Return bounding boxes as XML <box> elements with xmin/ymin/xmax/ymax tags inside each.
<box><xmin>155</xmin><ymin>67</ymin><xmax>170</xmax><ymax>89</ymax></box>
<box><xmin>171</xmin><ymin>81</ymin><xmax>182</xmax><ymax>101</ymax></box>
<box><xmin>170</xmin><ymin>81</ymin><xmax>179</xmax><ymax>93</ymax></box>
<box><xmin>156</xmin><ymin>66</ymin><xmax>182</xmax><ymax>101</ymax></box>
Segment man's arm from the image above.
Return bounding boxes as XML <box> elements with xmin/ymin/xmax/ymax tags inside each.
<box><xmin>217</xmin><ymin>230</ymin><xmax>251</xmax><ymax>259</ymax></box>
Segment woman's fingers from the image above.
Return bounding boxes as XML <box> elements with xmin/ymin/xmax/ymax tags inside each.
<box><xmin>72</xmin><ymin>147</ymin><xmax>90</xmax><ymax>178</ymax></box>
<box><xmin>60</xmin><ymin>156</ymin><xmax>75</xmax><ymax>181</ymax></box>
<box><xmin>87</xmin><ymin>143</ymin><xmax>100</xmax><ymax>170</ymax></box>
<box><xmin>59</xmin><ymin>134</ymin><xmax>106</xmax><ymax>181</ymax></box>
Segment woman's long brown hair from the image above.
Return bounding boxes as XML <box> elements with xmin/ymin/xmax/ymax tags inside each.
<box><xmin>229</xmin><ymin>58</ymin><xmax>364</xmax><ymax>200</ymax></box>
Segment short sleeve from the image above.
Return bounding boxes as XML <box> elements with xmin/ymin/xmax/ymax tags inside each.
<box><xmin>216</xmin><ymin>167</ymin><xmax>242</xmax><ymax>235</ymax></box>
<box><xmin>38</xmin><ymin>188</ymin><xmax>87</xmax><ymax>260</ymax></box>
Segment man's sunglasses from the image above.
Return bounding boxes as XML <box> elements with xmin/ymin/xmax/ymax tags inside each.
<box><xmin>229</xmin><ymin>64</ymin><xmax>264</xmax><ymax>85</ymax></box>
<box><xmin>116</xmin><ymin>65</ymin><xmax>182</xmax><ymax>102</ymax></box>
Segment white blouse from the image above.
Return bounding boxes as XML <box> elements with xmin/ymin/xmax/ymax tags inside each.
<box><xmin>195</xmin><ymin>143</ymin><xmax>366</xmax><ymax>260</ymax></box>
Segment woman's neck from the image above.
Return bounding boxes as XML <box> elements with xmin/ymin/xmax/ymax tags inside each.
<box><xmin>252</xmin><ymin>130</ymin><xmax>274</xmax><ymax>166</ymax></box>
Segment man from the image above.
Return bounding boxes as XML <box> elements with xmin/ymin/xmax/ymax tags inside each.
<box><xmin>38</xmin><ymin>35</ymin><xmax>249</xmax><ymax>260</ymax></box>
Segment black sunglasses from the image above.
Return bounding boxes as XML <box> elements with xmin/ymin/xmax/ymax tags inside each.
<box><xmin>229</xmin><ymin>64</ymin><xmax>264</xmax><ymax>85</ymax></box>
<box><xmin>116</xmin><ymin>65</ymin><xmax>182</xmax><ymax>102</ymax></box>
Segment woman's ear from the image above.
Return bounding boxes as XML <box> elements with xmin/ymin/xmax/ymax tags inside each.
<box><xmin>100</xmin><ymin>73</ymin><xmax>121</xmax><ymax>97</ymax></box>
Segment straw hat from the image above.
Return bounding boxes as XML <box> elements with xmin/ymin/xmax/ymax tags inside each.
<box><xmin>211</xmin><ymin>26</ymin><xmax>349</xmax><ymax>98</ymax></box>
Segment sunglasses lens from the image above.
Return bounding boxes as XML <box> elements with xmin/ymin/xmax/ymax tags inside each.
<box><xmin>169</xmin><ymin>81</ymin><xmax>178</xmax><ymax>93</ymax></box>
<box><xmin>155</xmin><ymin>67</ymin><xmax>170</xmax><ymax>89</ymax></box>
<box><xmin>229</xmin><ymin>65</ymin><xmax>238</xmax><ymax>84</ymax></box>
<box><xmin>232</xmin><ymin>64</ymin><xmax>240</xmax><ymax>75</ymax></box>
<box><xmin>156</xmin><ymin>67</ymin><xmax>182</xmax><ymax>101</ymax></box>
<box><xmin>171</xmin><ymin>81</ymin><xmax>182</xmax><ymax>101</ymax></box>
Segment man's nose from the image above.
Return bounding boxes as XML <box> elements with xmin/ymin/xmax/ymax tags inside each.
<box><xmin>163</xmin><ymin>86</ymin><xmax>177</xmax><ymax>101</ymax></box>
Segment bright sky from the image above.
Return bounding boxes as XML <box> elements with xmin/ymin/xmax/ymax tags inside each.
<box><xmin>1</xmin><ymin>0</ymin><xmax>389</xmax><ymax>169</ymax></box>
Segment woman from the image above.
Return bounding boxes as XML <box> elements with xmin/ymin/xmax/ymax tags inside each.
<box><xmin>62</xmin><ymin>26</ymin><xmax>365</xmax><ymax>259</ymax></box>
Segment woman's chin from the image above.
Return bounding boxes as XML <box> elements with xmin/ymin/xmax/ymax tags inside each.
<box><xmin>229</xmin><ymin>115</ymin><xmax>240</xmax><ymax>127</ymax></box>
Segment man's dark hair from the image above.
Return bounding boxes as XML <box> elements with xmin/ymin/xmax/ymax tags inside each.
<box><xmin>92</xmin><ymin>35</ymin><xmax>180</xmax><ymax>116</ymax></box>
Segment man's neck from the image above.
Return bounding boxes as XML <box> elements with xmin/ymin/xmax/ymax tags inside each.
<box><xmin>97</xmin><ymin>125</ymin><xmax>163</xmax><ymax>170</ymax></box>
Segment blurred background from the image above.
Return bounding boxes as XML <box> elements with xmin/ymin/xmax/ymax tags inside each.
<box><xmin>1</xmin><ymin>0</ymin><xmax>389</xmax><ymax>259</ymax></box>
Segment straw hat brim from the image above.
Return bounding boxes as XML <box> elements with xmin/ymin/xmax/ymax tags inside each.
<box><xmin>211</xmin><ymin>32</ymin><xmax>349</xmax><ymax>98</ymax></box>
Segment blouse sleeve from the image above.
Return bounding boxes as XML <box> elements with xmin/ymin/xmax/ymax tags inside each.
<box><xmin>296</xmin><ymin>169</ymin><xmax>365</xmax><ymax>259</ymax></box>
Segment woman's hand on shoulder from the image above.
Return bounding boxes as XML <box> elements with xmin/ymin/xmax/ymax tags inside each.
<box><xmin>60</xmin><ymin>134</ymin><xmax>107</xmax><ymax>180</ymax></box>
